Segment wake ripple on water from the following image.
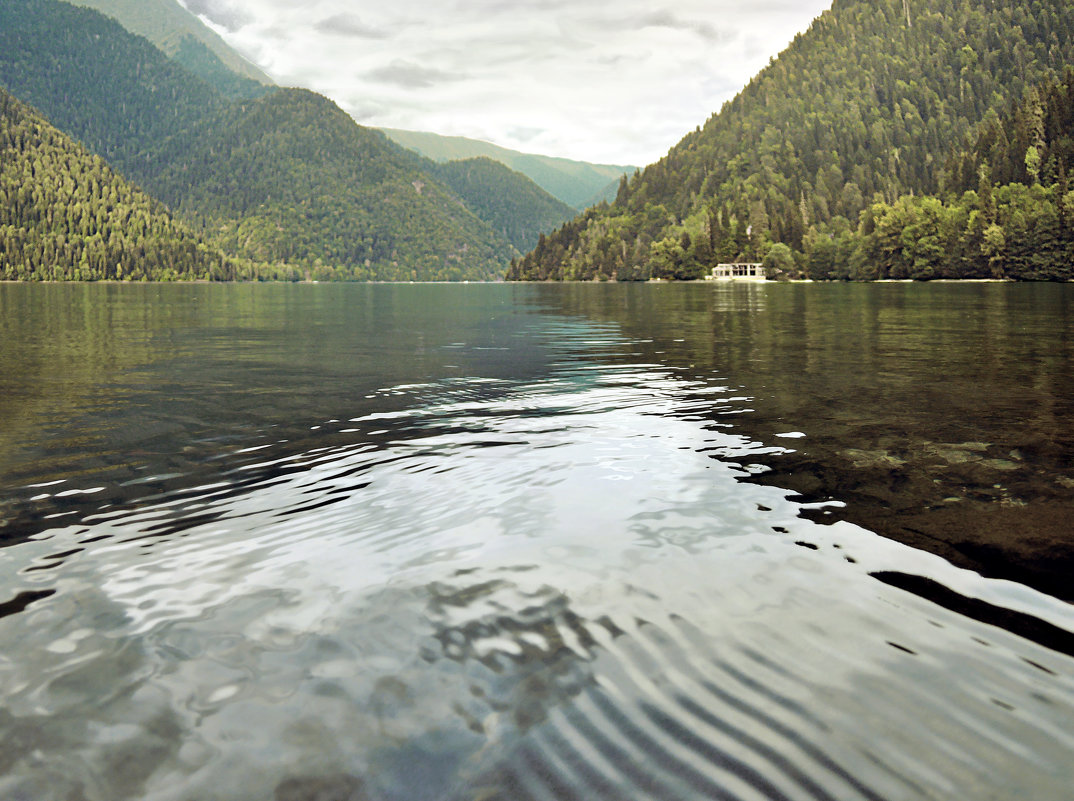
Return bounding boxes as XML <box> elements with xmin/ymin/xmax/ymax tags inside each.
<box><xmin>0</xmin><ymin>346</ymin><xmax>1072</xmax><ymax>801</ymax></box>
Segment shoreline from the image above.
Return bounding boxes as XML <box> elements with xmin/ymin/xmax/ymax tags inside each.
<box><xmin>5</xmin><ymin>277</ymin><xmax>1069</xmax><ymax>286</ymax></box>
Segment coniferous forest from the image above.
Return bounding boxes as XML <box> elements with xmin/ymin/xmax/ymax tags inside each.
<box><xmin>798</xmin><ymin>69</ymin><xmax>1074</xmax><ymax>281</ymax></box>
<box><xmin>67</xmin><ymin>0</ymin><xmax>276</xmax><ymax>99</ymax></box>
<box><xmin>428</xmin><ymin>158</ymin><xmax>577</xmax><ymax>253</ymax></box>
<box><xmin>509</xmin><ymin>0</ymin><xmax>1074</xmax><ymax>282</ymax></box>
<box><xmin>0</xmin><ymin>88</ymin><xmax>233</xmax><ymax>282</ymax></box>
<box><xmin>139</xmin><ymin>89</ymin><xmax>516</xmax><ymax>282</ymax></box>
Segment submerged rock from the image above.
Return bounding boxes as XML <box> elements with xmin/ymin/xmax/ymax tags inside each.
<box><xmin>274</xmin><ymin>774</ymin><xmax>370</xmax><ymax>801</ymax></box>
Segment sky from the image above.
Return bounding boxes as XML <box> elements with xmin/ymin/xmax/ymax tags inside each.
<box><xmin>178</xmin><ymin>0</ymin><xmax>832</xmax><ymax>167</ymax></box>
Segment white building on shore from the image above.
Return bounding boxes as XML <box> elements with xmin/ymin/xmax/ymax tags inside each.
<box><xmin>707</xmin><ymin>263</ymin><xmax>766</xmax><ymax>281</ymax></box>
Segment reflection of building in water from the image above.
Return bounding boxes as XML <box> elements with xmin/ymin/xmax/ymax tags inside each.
<box><xmin>708</xmin><ymin>263</ymin><xmax>766</xmax><ymax>280</ymax></box>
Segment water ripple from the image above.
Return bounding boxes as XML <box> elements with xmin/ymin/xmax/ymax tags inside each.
<box><xmin>0</xmin><ymin>298</ymin><xmax>1072</xmax><ymax>801</ymax></box>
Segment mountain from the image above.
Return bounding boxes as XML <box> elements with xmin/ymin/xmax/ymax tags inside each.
<box><xmin>509</xmin><ymin>0</ymin><xmax>1074</xmax><ymax>281</ymax></box>
<box><xmin>0</xmin><ymin>0</ymin><xmax>222</xmax><ymax>170</ymax></box>
<box><xmin>381</xmin><ymin>128</ymin><xmax>636</xmax><ymax>209</ymax></box>
<box><xmin>0</xmin><ymin>88</ymin><xmax>233</xmax><ymax>281</ymax></box>
<box><xmin>579</xmin><ymin>176</ymin><xmax>627</xmax><ymax>210</ymax></box>
<box><xmin>166</xmin><ymin>34</ymin><xmax>271</xmax><ymax>100</ymax></box>
<box><xmin>144</xmin><ymin>89</ymin><xmax>516</xmax><ymax>280</ymax></box>
<box><xmin>0</xmin><ymin>0</ymin><xmax>520</xmax><ymax>281</ymax></box>
<box><xmin>427</xmin><ymin>158</ymin><xmax>577</xmax><ymax>253</ymax></box>
<box><xmin>67</xmin><ymin>0</ymin><xmax>274</xmax><ymax>95</ymax></box>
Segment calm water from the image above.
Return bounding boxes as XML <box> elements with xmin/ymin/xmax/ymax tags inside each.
<box><xmin>0</xmin><ymin>282</ymin><xmax>1071</xmax><ymax>801</ymax></box>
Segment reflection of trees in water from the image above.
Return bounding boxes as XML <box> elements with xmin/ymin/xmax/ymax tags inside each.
<box><xmin>535</xmin><ymin>282</ymin><xmax>1074</xmax><ymax>598</ymax></box>
<box><xmin>0</xmin><ymin>283</ymin><xmax>556</xmax><ymax>546</ymax></box>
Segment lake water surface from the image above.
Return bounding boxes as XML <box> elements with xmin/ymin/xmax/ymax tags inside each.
<box><xmin>0</xmin><ymin>282</ymin><xmax>1072</xmax><ymax>801</ymax></box>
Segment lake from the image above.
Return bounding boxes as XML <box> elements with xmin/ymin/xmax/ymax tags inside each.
<box><xmin>0</xmin><ymin>282</ymin><xmax>1071</xmax><ymax>801</ymax></box>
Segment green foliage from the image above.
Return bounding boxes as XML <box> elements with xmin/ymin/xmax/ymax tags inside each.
<box><xmin>511</xmin><ymin>0</ymin><xmax>1074</xmax><ymax>281</ymax></box>
<box><xmin>762</xmin><ymin>242</ymin><xmax>795</xmax><ymax>278</ymax></box>
<box><xmin>68</xmin><ymin>0</ymin><xmax>271</xmax><ymax>98</ymax></box>
<box><xmin>0</xmin><ymin>0</ymin><xmax>222</xmax><ymax>171</ymax></box>
<box><xmin>843</xmin><ymin>67</ymin><xmax>1074</xmax><ymax>282</ymax></box>
<box><xmin>0</xmin><ymin>88</ymin><xmax>234</xmax><ymax>281</ymax></box>
<box><xmin>941</xmin><ymin>68</ymin><xmax>1074</xmax><ymax>191</ymax></box>
<box><xmin>852</xmin><ymin>183</ymin><xmax>1074</xmax><ymax>281</ymax></box>
<box><xmin>429</xmin><ymin>158</ymin><xmax>576</xmax><ymax>252</ymax></box>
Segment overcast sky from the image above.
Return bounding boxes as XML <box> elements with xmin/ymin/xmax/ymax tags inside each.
<box><xmin>178</xmin><ymin>0</ymin><xmax>831</xmax><ymax>167</ymax></box>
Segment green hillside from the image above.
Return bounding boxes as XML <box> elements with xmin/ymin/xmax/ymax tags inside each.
<box><xmin>0</xmin><ymin>0</ymin><xmax>223</xmax><ymax>170</ymax></box>
<box><xmin>841</xmin><ymin>69</ymin><xmax>1074</xmax><ymax>282</ymax></box>
<box><xmin>579</xmin><ymin>176</ymin><xmax>628</xmax><ymax>210</ymax></box>
<box><xmin>0</xmin><ymin>0</ymin><xmax>521</xmax><ymax>281</ymax></box>
<box><xmin>145</xmin><ymin>89</ymin><xmax>515</xmax><ymax>280</ymax></box>
<box><xmin>67</xmin><ymin>0</ymin><xmax>274</xmax><ymax>90</ymax></box>
<box><xmin>381</xmin><ymin>128</ymin><xmax>636</xmax><ymax>209</ymax></box>
<box><xmin>509</xmin><ymin>0</ymin><xmax>1074</xmax><ymax>281</ymax></box>
<box><xmin>167</xmin><ymin>34</ymin><xmax>272</xmax><ymax>100</ymax></box>
<box><xmin>428</xmin><ymin>157</ymin><xmax>576</xmax><ymax>253</ymax></box>
<box><xmin>0</xmin><ymin>88</ymin><xmax>233</xmax><ymax>281</ymax></box>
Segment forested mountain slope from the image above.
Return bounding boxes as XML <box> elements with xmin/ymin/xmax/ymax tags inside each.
<box><xmin>382</xmin><ymin>128</ymin><xmax>636</xmax><ymax>209</ymax></box>
<box><xmin>839</xmin><ymin>68</ymin><xmax>1074</xmax><ymax>282</ymax></box>
<box><xmin>428</xmin><ymin>158</ymin><xmax>576</xmax><ymax>252</ymax></box>
<box><xmin>0</xmin><ymin>0</ymin><xmax>518</xmax><ymax>280</ymax></box>
<box><xmin>0</xmin><ymin>89</ymin><xmax>233</xmax><ymax>281</ymax></box>
<box><xmin>509</xmin><ymin>0</ymin><xmax>1074</xmax><ymax>281</ymax></box>
<box><xmin>0</xmin><ymin>0</ymin><xmax>221</xmax><ymax>170</ymax></box>
<box><xmin>68</xmin><ymin>0</ymin><xmax>274</xmax><ymax>92</ymax></box>
<box><xmin>166</xmin><ymin>34</ymin><xmax>271</xmax><ymax>100</ymax></box>
<box><xmin>943</xmin><ymin>68</ymin><xmax>1074</xmax><ymax>193</ymax></box>
<box><xmin>145</xmin><ymin>90</ymin><xmax>515</xmax><ymax>280</ymax></box>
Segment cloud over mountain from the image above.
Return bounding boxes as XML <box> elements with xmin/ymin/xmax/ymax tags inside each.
<box><xmin>184</xmin><ymin>0</ymin><xmax>830</xmax><ymax>164</ymax></box>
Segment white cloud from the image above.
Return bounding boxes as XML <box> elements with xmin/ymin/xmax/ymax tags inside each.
<box><xmin>180</xmin><ymin>0</ymin><xmax>254</xmax><ymax>31</ymax></box>
<box><xmin>313</xmin><ymin>13</ymin><xmax>390</xmax><ymax>40</ymax></box>
<box><xmin>183</xmin><ymin>0</ymin><xmax>832</xmax><ymax>166</ymax></box>
<box><xmin>366</xmin><ymin>60</ymin><xmax>467</xmax><ymax>89</ymax></box>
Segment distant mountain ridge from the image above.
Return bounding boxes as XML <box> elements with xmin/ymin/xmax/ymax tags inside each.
<box><xmin>428</xmin><ymin>158</ymin><xmax>577</xmax><ymax>252</ymax></box>
<box><xmin>67</xmin><ymin>0</ymin><xmax>632</xmax><ymax>213</ymax></box>
<box><xmin>381</xmin><ymin>128</ymin><xmax>636</xmax><ymax>210</ymax></box>
<box><xmin>67</xmin><ymin>0</ymin><xmax>274</xmax><ymax>89</ymax></box>
<box><xmin>142</xmin><ymin>88</ymin><xmax>516</xmax><ymax>280</ymax></box>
